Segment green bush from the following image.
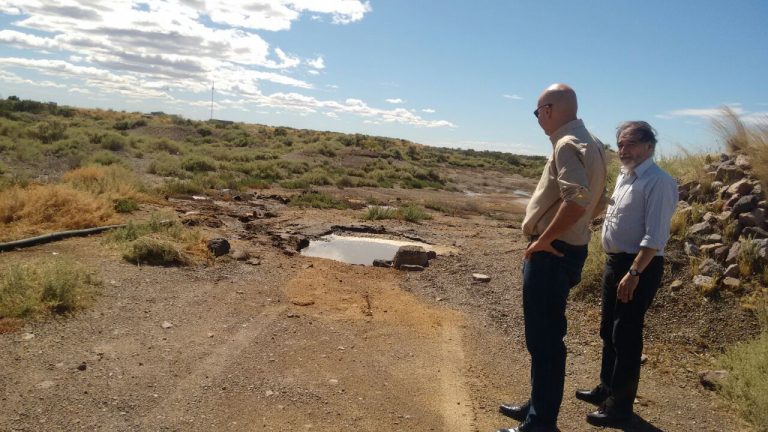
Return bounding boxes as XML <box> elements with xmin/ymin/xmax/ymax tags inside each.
<box><xmin>114</xmin><ymin>198</ymin><xmax>139</xmax><ymax>213</ymax></box>
<box><xmin>30</xmin><ymin>120</ymin><xmax>67</xmax><ymax>143</ymax></box>
<box><xmin>362</xmin><ymin>205</ymin><xmax>397</xmax><ymax>221</ymax></box>
<box><xmin>123</xmin><ymin>237</ymin><xmax>187</xmax><ymax>266</ymax></box>
<box><xmin>181</xmin><ymin>156</ymin><xmax>217</xmax><ymax>172</ymax></box>
<box><xmin>398</xmin><ymin>204</ymin><xmax>432</xmax><ymax>223</ymax></box>
<box><xmin>289</xmin><ymin>191</ymin><xmax>347</xmax><ymax>209</ymax></box>
<box><xmin>0</xmin><ymin>259</ymin><xmax>100</xmax><ymax>318</ymax></box>
<box><xmin>718</xmin><ymin>331</ymin><xmax>768</xmax><ymax>431</ymax></box>
<box><xmin>87</xmin><ymin>150</ymin><xmax>125</xmax><ymax>166</ymax></box>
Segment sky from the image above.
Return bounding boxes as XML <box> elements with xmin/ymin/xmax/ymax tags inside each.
<box><xmin>0</xmin><ymin>0</ymin><xmax>767</xmax><ymax>156</ymax></box>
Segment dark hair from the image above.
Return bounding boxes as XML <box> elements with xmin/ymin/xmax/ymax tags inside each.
<box><xmin>616</xmin><ymin>121</ymin><xmax>657</xmax><ymax>148</ymax></box>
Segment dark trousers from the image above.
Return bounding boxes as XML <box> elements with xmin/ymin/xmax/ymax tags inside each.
<box><xmin>599</xmin><ymin>253</ymin><xmax>664</xmax><ymax>415</ymax></box>
<box><xmin>522</xmin><ymin>240</ymin><xmax>588</xmax><ymax>426</ymax></box>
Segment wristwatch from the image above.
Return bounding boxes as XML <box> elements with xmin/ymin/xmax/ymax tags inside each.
<box><xmin>629</xmin><ymin>268</ymin><xmax>641</xmax><ymax>277</ymax></box>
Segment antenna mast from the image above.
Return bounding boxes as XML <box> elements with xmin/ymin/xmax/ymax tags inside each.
<box><xmin>210</xmin><ymin>81</ymin><xmax>214</xmax><ymax>120</ymax></box>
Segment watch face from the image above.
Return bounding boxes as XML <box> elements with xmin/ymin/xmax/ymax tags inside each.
<box><xmin>630</xmin><ymin>269</ymin><xmax>639</xmax><ymax>276</ymax></box>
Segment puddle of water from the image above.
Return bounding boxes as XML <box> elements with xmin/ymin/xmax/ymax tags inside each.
<box><xmin>300</xmin><ymin>234</ymin><xmax>432</xmax><ymax>265</ymax></box>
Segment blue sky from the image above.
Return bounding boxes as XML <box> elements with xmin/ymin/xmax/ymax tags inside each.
<box><xmin>0</xmin><ymin>0</ymin><xmax>766</xmax><ymax>156</ymax></box>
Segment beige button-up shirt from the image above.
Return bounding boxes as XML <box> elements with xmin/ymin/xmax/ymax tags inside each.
<box><xmin>522</xmin><ymin>119</ymin><xmax>607</xmax><ymax>246</ymax></box>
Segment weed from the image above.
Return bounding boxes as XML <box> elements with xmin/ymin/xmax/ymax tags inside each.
<box><xmin>363</xmin><ymin>205</ymin><xmax>397</xmax><ymax>221</ymax></box>
<box><xmin>122</xmin><ymin>236</ymin><xmax>187</xmax><ymax>266</ymax></box>
<box><xmin>289</xmin><ymin>191</ymin><xmax>347</xmax><ymax>209</ymax></box>
<box><xmin>738</xmin><ymin>238</ymin><xmax>764</xmax><ymax>277</ymax></box>
<box><xmin>717</xmin><ymin>332</ymin><xmax>768</xmax><ymax>431</ymax></box>
<box><xmin>398</xmin><ymin>204</ymin><xmax>432</xmax><ymax>223</ymax></box>
<box><xmin>114</xmin><ymin>198</ymin><xmax>139</xmax><ymax>213</ymax></box>
<box><xmin>571</xmin><ymin>230</ymin><xmax>606</xmax><ymax>299</ymax></box>
<box><xmin>0</xmin><ymin>259</ymin><xmax>100</xmax><ymax>318</ymax></box>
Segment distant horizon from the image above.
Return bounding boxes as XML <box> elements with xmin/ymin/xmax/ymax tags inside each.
<box><xmin>2</xmin><ymin>1</ymin><xmax>766</xmax><ymax>156</ymax></box>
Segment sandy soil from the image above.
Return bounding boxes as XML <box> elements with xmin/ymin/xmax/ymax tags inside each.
<box><xmin>0</xmin><ymin>170</ymin><xmax>754</xmax><ymax>432</ymax></box>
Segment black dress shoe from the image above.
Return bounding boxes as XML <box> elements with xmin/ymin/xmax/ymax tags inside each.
<box><xmin>496</xmin><ymin>420</ymin><xmax>560</xmax><ymax>432</ymax></box>
<box><xmin>586</xmin><ymin>408</ymin><xmax>631</xmax><ymax>427</ymax></box>
<box><xmin>499</xmin><ymin>401</ymin><xmax>530</xmax><ymax>421</ymax></box>
<box><xmin>575</xmin><ymin>384</ymin><xmax>610</xmax><ymax>405</ymax></box>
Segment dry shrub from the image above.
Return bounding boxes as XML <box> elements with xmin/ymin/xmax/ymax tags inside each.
<box><xmin>571</xmin><ymin>230</ymin><xmax>606</xmax><ymax>299</ymax></box>
<box><xmin>61</xmin><ymin>165</ymin><xmax>147</xmax><ymax>201</ymax></box>
<box><xmin>717</xmin><ymin>331</ymin><xmax>768</xmax><ymax>431</ymax></box>
<box><xmin>0</xmin><ymin>184</ymin><xmax>119</xmax><ymax>241</ymax></box>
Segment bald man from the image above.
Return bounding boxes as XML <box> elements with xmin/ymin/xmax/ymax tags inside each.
<box><xmin>497</xmin><ymin>84</ymin><xmax>607</xmax><ymax>432</ymax></box>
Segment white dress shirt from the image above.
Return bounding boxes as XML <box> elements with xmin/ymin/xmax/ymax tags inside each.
<box><xmin>601</xmin><ymin>158</ymin><xmax>678</xmax><ymax>255</ymax></box>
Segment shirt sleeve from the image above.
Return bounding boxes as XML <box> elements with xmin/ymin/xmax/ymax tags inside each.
<box><xmin>553</xmin><ymin>139</ymin><xmax>591</xmax><ymax>208</ymax></box>
<box><xmin>640</xmin><ymin>175</ymin><xmax>679</xmax><ymax>250</ymax></box>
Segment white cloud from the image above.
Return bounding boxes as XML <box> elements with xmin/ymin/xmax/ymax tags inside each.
<box><xmin>421</xmin><ymin>108</ymin><xmax>435</xmax><ymax>113</ymax></box>
<box><xmin>503</xmin><ymin>94</ymin><xmax>523</xmax><ymax>100</ymax></box>
<box><xmin>0</xmin><ymin>0</ymin><xmax>456</xmax><ymax>129</ymax></box>
<box><xmin>307</xmin><ymin>56</ymin><xmax>325</xmax><ymax>69</ymax></box>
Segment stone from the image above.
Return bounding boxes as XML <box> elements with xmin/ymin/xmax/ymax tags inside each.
<box><xmin>704</xmin><ymin>234</ymin><xmax>723</xmax><ymax>243</ymax></box>
<box><xmin>700</xmin><ymin>370</ymin><xmax>728</xmax><ymax>390</ymax></box>
<box><xmin>700</xmin><ymin>243</ymin><xmax>725</xmax><ymax>256</ymax></box>
<box><xmin>472</xmin><ymin>273</ymin><xmax>491</xmax><ymax>283</ymax></box>
<box><xmin>684</xmin><ymin>242</ymin><xmax>700</xmax><ymax>256</ymax></box>
<box><xmin>732</xmin><ymin>195</ymin><xmax>759</xmax><ymax>215</ymax></box>
<box><xmin>740</xmin><ymin>208</ymin><xmax>767</xmax><ymax>229</ymax></box>
<box><xmin>393</xmin><ymin>245</ymin><xmax>429</xmax><ymax>269</ymax></box>
<box><xmin>710</xmin><ymin>181</ymin><xmax>724</xmax><ymax>192</ymax></box>
<box><xmin>692</xmin><ymin>275</ymin><xmax>715</xmax><ymax>289</ymax></box>
<box><xmin>726</xmin><ymin>242</ymin><xmax>741</xmax><ymax>264</ymax></box>
<box><xmin>724</xmin><ymin>264</ymin><xmax>740</xmax><ymax>278</ymax></box>
<box><xmin>21</xmin><ymin>333</ymin><xmax>35</xmax><ymax>341</ymax></box>
<box><xmin>669</xmin><ymin>280</ymin><xmax>684</xmax><ymax>291</ymax></box>
<box><xmin>759</xmin><ymin>200</ymin><xmax>768</xmax><ymax>210</ymax></box>
<box><xmin>724</xmin><ymin>194</ymin><xmax>741</xmax><ymax>210</ymax></box>
<box><xmin>689</xmin><ymin>222</ymin><xmax>715</xmax><ymax>236</ymax></box>
<box><xmin>207</xmin><ymin>238</ymin><xmax>231</xmax><ymax>257</ymax></box>
<box><xmin>742</xmin><ymin>226</ymin><xmax>768</xmax><ymax>239</ymax></box>
<box><xmin>161</xmin><ymin>321</ymin><xmax>173</xmax><ymax>329</ymax></box>
<box><xmin>715</xmin><ymin>164</ymin><xmax>745</xmax><ymax>182</ymax></box>
<box><xmin>231</xmin><ymin>249</ymin><xmax>249</xmax><ymax>261</ymax></box>
<box><xmin>77</xmin><ymin>362</ymin><xmax>87</xmax><ymax>371</ymax></box>
<box><xmin>291</xmin><ymin>299</ymin><xmax>315</xmax><ymax>306</ymax></box>
<box><xmin>727</xmin><ymin>178</ymin><xmax>754</xmax><ymax>196</ymax></box>
<box><xmin>734</xmin><ymin>154</ymin><xmax>752</xmax><ymax>170</ymax></box>
<box><xmin>721</xmin><ymin>277</ymin><xmax>741</xmax><ymax>291</ymax></box>
<box><xmin>399</xmin><ymin>264</ymin><xmax>425</xmax><ymax>272</ymax></box>
<box><xmin>698</xmin><ymin>259</ymin><xmax>724</xmax><ymax>277</ymax></box>
<box><xmin>719</xmin><ymin>153</ymin><xmax>731</xmax><ymax>162</ymax></box>
<box><xmin>716</xmin><ymin>211</ymin><xmax>733</xmax><ymax>223</ymax></box>
<box><xmin>426</xmin><ymin>250</ymin><xmax>437</xmax><ymax>260</ymax></box>
<box><xmin>713</xmin><ymin>245</ymin><xmax>730</xmax><ymax>261</ymax></box>
<box><xmin>372</xmin><ymin>259</ymin><xmax>392</xmax><ymax>268</ymax></box>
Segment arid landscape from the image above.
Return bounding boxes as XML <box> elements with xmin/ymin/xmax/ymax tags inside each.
<box><xmin>1</xmin><ymin>101</ymin><xmax>766</xmax><ymax>432</ymax></box>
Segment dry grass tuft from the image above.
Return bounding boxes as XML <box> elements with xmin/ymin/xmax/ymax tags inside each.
<box><xmin>714</xmin><ymin>107</ymin><xmax>768</xmax><ymax>192</ymax></box>
<box><xmin>0</xmin><ymin>184</ymin><xmax>119</xmax><ymax>241</ymax></box>
<box><xmin>717</xmin><ymin>331</ymin><xmax>768</xmax><ymax>431</ymax></box>
<box><xmin>571</xmin><ymin>230</ymin><xmax>605</xmax><ymax>299</ymax></box>
<box><xmin>61</xmin><ymin>165</ymin><xmax>150</xmax><ymax>203</ymax></box>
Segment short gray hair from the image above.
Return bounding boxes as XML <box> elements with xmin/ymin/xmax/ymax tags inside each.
<box><xmin>616</xmin><ymin>121</ymin><xmax>658</xmax><ymax>149</ymax></box>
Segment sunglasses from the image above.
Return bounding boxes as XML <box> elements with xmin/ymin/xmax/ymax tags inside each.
<box><xmin>533</xmin><ymin>103</ymin><xmax>552</xmax><ymax>118</ymax></box>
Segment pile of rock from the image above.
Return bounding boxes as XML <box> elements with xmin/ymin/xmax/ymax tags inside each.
<box><xmin>675</xmin><ymin>152</ymin><xmax>767</xmax><ymax>294</ymax></box>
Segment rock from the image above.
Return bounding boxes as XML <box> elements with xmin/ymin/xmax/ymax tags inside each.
<box><xmin>246</xmin><ymin>258</ymin><xmax>261</xmax><ymax>266</ymax></box>
<box><xmin>721</xmin><ymin>277</ymin><xmax>741</xmax><ymax>291</ymax></box>
<box><xmin>719</xmin><ymin>153</ymin><xmax>731</xmax><ymax>162</ymax></box>
<box><xmin>472</xmin><ymin>273</ymin><xmax>491</xmax><ymax>283</ymax></box>
<box><xmin>702</xmin><ymin>212</ymin><xmax>717</xmax><ymax>224</ymax></box>
<box><xmin>759</xmin><ymin>200</ymin><xmax>768</xmax><ymax>210</ymax></box>
<box><xmin>724</xmin><ymin>264</ymin><xmax>740</xmax><ymax>278</ymax></box>
<box><xmin>704</xmin><ymin>234</ymin><xmax>723</xmax><ymax>243</ymax></box>
<box><xmin>372</xmin><ymin>259</ymin><xmax>393</xmax><ymax>268</ymax></box>
<box><xmin>726</xmin><ymin>242</ymin><xmax>741</xmax><ymax>264</ymax></box>
<box><xmin>77</xmin><ymin>362</ymin><xmax>87</xmax><ymax>371</ymax></box>
<box><xmin>716</xmin><ymin>211</ymin><xmax>733</xmax><ymax>223</ymax></box>
<box><xmin>724</xmin><ymin>194</ymin><xmax>742</xmax><ymax>210</ymax></box>
<box><xmin>36</xmin><ymin>380</ymin><xmax>56</xmax><ymax>389</ymax></box>
<box><xmin>640</xmin><ymin>354</ymin><xmax>648</xmax><ymax>364</ymax></box>
<box><xmin>688</xmin><ymin>222</ymin><xmax>715</xmax><ymax>236</ymax></box>
<box><xmin>426</xmin><ymin>250</ymin><xmax>437</xmax><ymax>260</ymax></box>
<box><xmin>693</xmin><ymin>275</ymin><xmax>715</xmax><ymax>291</ymax></box>
<box><xmin>669</xmin><ymin>280</ymin><xmax>684</xmax><ymax>291</ymax></box>
<box><xmin>700</xmin><ymin>243</ymin><xmax>725</xmax><ymax>257</ymax></box>
<box><xmin>21</xmin><ymin>333</ymin><xmax>35</xmax><ymax>341</ymax></box>
<box><xmin>713</xmin><ymin>245</ymin><xmax>730</xmax><ymax>261</ymax></box>
<box><xmin>393</xmin><ymin>245</ymin><xmax>429</xmax><ymax>269</ymax></box>
<box><xmin>700</xmin><ymin>370</ymin><xmax>728</xmax><ymax>390</ymax></box>
<box><xmin>732</xmin><ymin>195</ymin><xmax>759</xmax><ymax>215</ymax></box>
<box><xmin>328</xmin><ymin>379</ymin><xmax>339</xmax><ymax>385</ymax></box>
<box><xmin>735</xmin><ymin>154</ymin><xmax>752</xmax><ymax>170</ymax></box>
<box><xmin>738</xmin><ymin>208</ymin><xmax>767</xmax><ymax>229</ymax></box>
<box><xmin>715</xmin><ymin>164</ymin><xmax>745</xmax><ymax>182</ymax></box>
<box><xmin>207</xmin><ymin>238</ymin><xmax>231</xmax><ymax>257</ymax></box>
<box><xmin>698</xmin><ymin>259</ymin><xmax>724</xmax><ymax>277</ymax></box>
<box><xmin>710</xmin><ymin>181</ymin><xmax>724</xmax><ymax>193</ymax></box>
<box><xmin>161</xmin><ymin>321</ymin><xmax>173</xmax><ymax>329</ymax></box>
<box><xmin>231</xmin><ymin>249</ymin><xmax>249</xmax><ymax>261</ymax></box>
<box><xmin>727</xmin><ymin>178</ymin><xmax>754</xmax><ymax>196</ymax></box>
<box><xmin>684</xmin><ymin>242</ymin><xmax>700</xmax><ymax>256</ymax></box>
<box><xmin>742</xmin><ymin>226</ymin><xmax>768</xmax><ymax>239</ymax></box>
<box><xmin>291</xmin><ymin>299</ymin><xmax>315</xmax><ymax>306</ymax></box>
<box><xmin>399</xmin><ymin>264</ymin><xmax>425</xmax><ymax>272</ymax></box>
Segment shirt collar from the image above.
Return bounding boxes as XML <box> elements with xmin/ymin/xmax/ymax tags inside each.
<box><xmin>621</xmin><ymin>157</ymin><xmax>655</xmax><ymax>178</ymax></box>
<box><xmin>548</xmin><ymin>119</ymin><xmax>585</xmax><ymax>147</ymax></box>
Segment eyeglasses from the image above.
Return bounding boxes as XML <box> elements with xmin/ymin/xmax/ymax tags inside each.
<box><xmin>533</xmin><ymin>103</ymin><xmax>552</xmax><ymax>118</ymax></box>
